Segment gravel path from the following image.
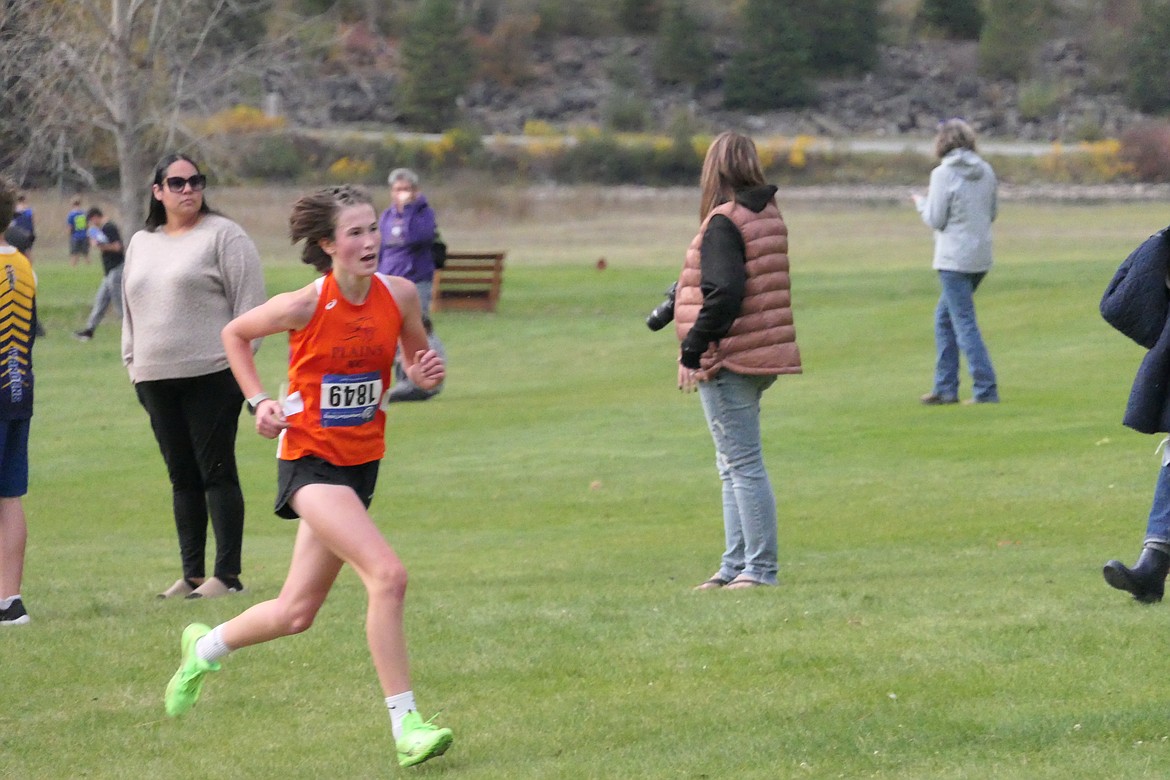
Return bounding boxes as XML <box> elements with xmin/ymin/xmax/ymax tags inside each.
<box><xmin>779</xmin><ymin>183</ymin><xmax>1170</xmax><ymax>203</ymax></box>
<box><xmin>531</xmin><ymin>183</ymin><xmax>1170</xmax><ymax>205</ymax></box>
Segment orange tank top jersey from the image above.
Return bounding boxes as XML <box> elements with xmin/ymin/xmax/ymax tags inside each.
<box><xmin>278</xmin><ymin>272</ymin><xmax>403</xmax><ymax>466</ymax></box>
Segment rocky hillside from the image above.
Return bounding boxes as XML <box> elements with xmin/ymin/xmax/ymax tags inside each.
<box><xmin>275</xmin><ymin>36</ymin><xmax>1149</xmax><ymax>142</ymax></box>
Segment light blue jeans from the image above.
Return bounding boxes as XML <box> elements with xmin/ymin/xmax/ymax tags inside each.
<box><xmin>390</xmin><ymin>278</ymin><xmax>434</xmax><ymax>400</ymax></box>
<box><xmin>698</xmin><ymin>370</ymin><xmax>779</xmax><ymax>585</ymax></box>
<box><xmin>933</xmin><ymin>270</ymin><xmax>998</xmax><ymax>402</ymax></box>
<box><xmin>415</xmin><ymin>279</ymin><xmax>433</xmax><ymax>317</ymax></box>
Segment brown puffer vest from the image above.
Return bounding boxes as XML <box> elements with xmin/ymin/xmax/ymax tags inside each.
<box><xmin>674</xmin><ymin>198</ymin><xmax>801</xmax><ymax>376</ymax></box>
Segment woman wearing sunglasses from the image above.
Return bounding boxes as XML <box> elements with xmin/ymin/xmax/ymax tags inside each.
<box><xmin>122</xmin><ymin>153</ymin><xmax>266</xmax><ymax>600</ymax></box>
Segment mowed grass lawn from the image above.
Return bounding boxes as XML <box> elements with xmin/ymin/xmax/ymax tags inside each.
<box><xmin>3</xmin><ymin>187</ymin><xmax>1170</xmax><ymax>779</ymax></box>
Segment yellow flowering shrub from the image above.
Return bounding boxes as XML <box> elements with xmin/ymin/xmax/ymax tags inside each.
<box><xmin>327</xmin><ymin>156</ymin><xmax>374</xmax><ymax>181</ymax></box>
<box><xmin>788</xmin><ymin>135</ymin><xmax>815</xmax><ymax>170</ymax></box>
<box><xmin>200</xmin><ymin>105</ymin><xmax>286</xmax><ymax>135</ymax></box>
<box><xmin>1039</xmin><ymin>139</ymin><xmax>1133</xmax><ymax>183</ymax></box>
<box><xmin>523</xmin><ymin>119</ymin><xmax>558</xmax><ymax>137</ymax></box>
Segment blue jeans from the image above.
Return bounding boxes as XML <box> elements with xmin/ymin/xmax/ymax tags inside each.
<box><xmin>415</xmin><ymin>279</ymin><xmax>433</xmax><ymax>317</ymax></box>
<box><xmin>933</xmin><ymin>270</ymin><xmax>998</xmax><ymax>402</ymax></box>
<box><xmin>698</xmin><ymin>370</ymin><xmax>779</xmax><ymax>585</ymax></box>
<box><xmin>1144</xmin><ymin>464</ymin><xmax>1170</xmax><ymax>546</ymax></box>
<box><xmin>391</xmin><ymin>279</ymin><xmax>435</xmax><ymax>400</ymax></box>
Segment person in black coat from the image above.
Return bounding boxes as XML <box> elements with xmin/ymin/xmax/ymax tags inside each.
<box><xmin>1101</xmin><ymin>226</ymin><xmax>1170</xmax><ymax>602</ymax></box>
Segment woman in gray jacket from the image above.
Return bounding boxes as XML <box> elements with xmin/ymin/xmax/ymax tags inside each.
<box><xmin>912</xmin><ymin>118</ymin><xmax>1000</xmax><ymax>405</ymax></box>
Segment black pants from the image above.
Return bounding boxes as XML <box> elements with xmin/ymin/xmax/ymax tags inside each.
<box><xmin>135</xmin><ymin>369</ymin><xmax>245</xmax><ymax>581</ymax></box>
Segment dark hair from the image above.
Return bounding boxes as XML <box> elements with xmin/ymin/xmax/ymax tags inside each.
<box><xmin>698</xmin><ymin>131</ymin><xmax>768</xmax><ymax>220</ymax></box>
<box><xmin>144</xmin><ymin>153</ymin><xmax>214</xmax><ymax>230</ymax></box>
<box><xmin>288</xmin><ymin>185</ymin><xmax>375</xmax><ymax>274</ymax></box>
<box><xmin>0</xmin><ymin>176</ymin><xmax>15</xmax><ymax>227</ymax></box>
<box><xmin>86</xmin><ymin>207</ymin><xmax>103</xmax><ymax>220</ymax></box>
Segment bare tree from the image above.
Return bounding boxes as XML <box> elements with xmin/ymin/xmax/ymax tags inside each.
<box><xmin>0</xmin><ymin>0</ymin><xmax>294</xmax><ymax>229</ymax></box>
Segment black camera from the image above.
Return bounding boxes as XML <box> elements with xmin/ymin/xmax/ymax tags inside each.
<box><xmin>646</xmin><ymin>282</ymin><xmax>678</xmax><ymax>331</ymax></box>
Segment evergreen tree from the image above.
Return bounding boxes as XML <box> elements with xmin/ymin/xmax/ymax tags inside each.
<box><xmin>724</xmin><ymin>0</ymin><xmax>813</xmax><ymax>110</ymax></box>
<box><xmin>603</xmin><ymin>52</ymin><xmax>648</xmax><ymax>131</ymax></box>
<box><xmin>797</xmin><ymin>0</ymin><xmax>881</xmax><ymax>75</ymax></box>
<box><xmin>1127</xmin><ymin>0</ymin><xmax>1170</xmax><ymax>113</ymax></box>
<box><xmin>398</xmin><ymin>0</ymin><xmax>472</xmax><ymax>131</ymax></box>
<box><xmin>917</xmin><ymin>0</ymin><xmax>984</xmax><ymax>40</ymax></box>
<box><xmin>618</xmin><ymin>0</ymin><xmax>662</xmax><ymax>34</ymax></box>
<box><xmin>979</xmin><ymin>0</ymin><xmax>1046</xmax><ymax>81</ymax></box>
<box><xmin>652</xmin><ymin>0</ymin><xmax>711</xmax><ymax>87</ymax></box>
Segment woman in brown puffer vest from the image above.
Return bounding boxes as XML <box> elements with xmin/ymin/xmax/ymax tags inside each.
<box><xmin>678</xmin><ymin>131</ymin><xmax>801</xmax><ymax>592</ymax></box>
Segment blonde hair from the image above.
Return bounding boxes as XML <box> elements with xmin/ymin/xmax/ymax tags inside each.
<box><xmin>289</xmin><ymin>185</ymin><xmax>374</xmax><ymax>273</ymax></box>
<box><xmin>698</xmin><ymin>131</ymin><xmax>767</xmax><ymax>220</ymax></box>
<box><xmin>935</xmin><ymin>118</ymin><xmax>978</xmax><ymax>158</ymax></box>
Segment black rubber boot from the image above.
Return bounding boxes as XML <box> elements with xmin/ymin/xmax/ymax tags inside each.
<box><xmin>1103</xmin><ymin>547</ymin><xmax>1170</xmax><ymax>603</ymax></box>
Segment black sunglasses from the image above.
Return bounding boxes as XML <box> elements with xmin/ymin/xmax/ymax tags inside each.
<box><xmin>162</xmin><ymin>174</ymin><xmax>207</xmax><ymax>193</ymax></box>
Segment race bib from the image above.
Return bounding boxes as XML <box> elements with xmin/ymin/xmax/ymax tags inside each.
<box><xmin>320</xmin><ymin>372</ymin><xmax>382</xmax><ymax>427</ymax></box>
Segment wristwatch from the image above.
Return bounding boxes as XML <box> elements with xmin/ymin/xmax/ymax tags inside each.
<box><xmin>246</xmin><ymin>392</ymin><xmax>270</xmax><ymax>415</ymax></box>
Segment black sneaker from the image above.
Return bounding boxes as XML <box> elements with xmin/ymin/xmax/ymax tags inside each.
<box><xmin>72</xmin><ymin>329</ymin><xmax>93</xmax><ymax>342</ymax></box>
<box><xmin>0</xmin><ymin>597</ymin><xmax>29</xmax><ymax>626</ymax></box>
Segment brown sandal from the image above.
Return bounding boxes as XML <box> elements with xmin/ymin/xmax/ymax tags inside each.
<box><xmin>693</xmin><ymin>576</ymin><xmax>730</xmax><ymax>591</ymax></box>
<box><xmin>726</xmin><ymin>576</ymin><xmax>769</xmax><ymax>590</ymax></box>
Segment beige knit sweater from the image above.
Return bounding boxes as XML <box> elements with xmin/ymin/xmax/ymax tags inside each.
<box><xmin>122</xmin><ymin>214</ymin><xmax>266</xmax><ymax>382</ymax></box>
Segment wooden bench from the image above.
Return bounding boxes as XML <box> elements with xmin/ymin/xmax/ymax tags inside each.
<box><xmin>432</xmin><ymin>251</ymin><xmax>506</xmax><ymax>312</ymax></box>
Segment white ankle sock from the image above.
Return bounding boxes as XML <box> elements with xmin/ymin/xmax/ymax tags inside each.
<box><xmin>195</xmin><ymin>624</ymin><xmax>233</xmax><ymax>664</ymax></box>
<box><xmin>0</xmin><ymin>594</ymin><xmax>18</xmax><ymax>609</ymax></box>
<box><xmin>385</xmin><ymin>690</ymin><xmax>416</xmax><ymax>739</ymax></box>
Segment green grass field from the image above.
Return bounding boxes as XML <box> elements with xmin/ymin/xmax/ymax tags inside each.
<box><xmin>3</xmin><ymin>189</ymin><xmax>1170</xmax><ymax>778</ymax></box>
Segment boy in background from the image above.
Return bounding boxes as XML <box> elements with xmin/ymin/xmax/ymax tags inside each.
<box><xmin>66</xmin><ymin>196</ymin><xmax>89</xmax><ymax>266</ymax></box>
<box><xmin>74</xmin><ymin>207</ymin><xmax>124</xmax><ymax>342</ymax></box>
<box><xmin>12</xmin><ymin>195</ymin><xmax>34</xmax><ymax>257</ymax></box>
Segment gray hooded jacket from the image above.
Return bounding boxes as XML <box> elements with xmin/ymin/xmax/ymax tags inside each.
<box><xmin>916</xmin><ymin>149</ymin><xmax>998</xmax><ymax>273</ymax></box>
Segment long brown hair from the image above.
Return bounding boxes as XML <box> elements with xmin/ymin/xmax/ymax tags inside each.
<box><xmin>698</xmin><ymin>131</ymin><xmax>767</xmax><ymax>221</ymax></box>
<box><xmin>289</xmin><ymin>185</ymin><xmax>374</xmax><ymax>273</ymax></box>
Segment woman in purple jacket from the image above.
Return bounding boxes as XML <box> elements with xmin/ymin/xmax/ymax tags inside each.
<box><xmin>377</xmin><ymin>168</ymin><xmax>437</xmax><ymax>315</ymax></box>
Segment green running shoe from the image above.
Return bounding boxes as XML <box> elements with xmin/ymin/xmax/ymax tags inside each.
<box><xmin>396</xmin><ymin>710</ymin><xmax>453</xmax><ymax>768</ymax></box>
<box><xmin>164</xmin><ymin>623</ymin><xmax>220</xmax><ymax>717</ymax></box>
